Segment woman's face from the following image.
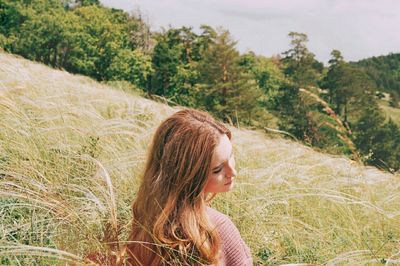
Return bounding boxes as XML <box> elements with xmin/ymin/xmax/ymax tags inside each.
<box><xmin>203</xmin><ymin>134</ymin><xmax>237</xmax><ymax>193</ymax></box>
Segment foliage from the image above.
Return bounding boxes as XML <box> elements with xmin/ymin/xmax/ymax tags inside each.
<box><xmin>389</xmin><ymin>92</ymin><xmax>399</xmax><ymax>107</ymax></box>
<box><xmin>322</xmin><ymin>50</ymin><xmax>376</xmax><ymax>123</ymax></box>
<box><xmin>149</xmin><ymin>26</ymin><xmax>201</xmax><ymax>105</ymax></box>
<box><xmin>270</xmin><ymin>83</ymin><xmax>349</xmax><ymax>153</ymax></box>
<box><xmin>13</xmin><ymin>7</ymin><xmax>69</xmax><ymax>67</ymax></box>
<box><xmin>352</xmin><ymin>53</ymin><xmax>400</xmax><ymax>98</ymax></box>
<box><xmin>273</xmin><ymin>43</ymin><xmax>351</xmax><ymax>154</ymax></box>
<box><xmin>106</xmin><ymin>49</ymin><xmax>153</xmax><ymax>89</ymax></box>
<box><xmin>238</xmin><ymin>52</ymin><xmax>284</xmax><ymax>97</ymax></box>
<box><xmin>281</xmin><ymin>32</ymin><xmax>323</xmax><ymax>87</ymax></box>
<box><xmin>195</xmin><ymin>28</ymin><xmax>269</xmax><ymax>126</ymax></box>
<box><xmin>67</xmin><ymin>6</ymin><xmax>135</xmax><ymax>80</ymax></box>
<box><xmin>353</xmin><ymin>107</ymin><xmax>400</xmax><ymax>171</ymax></box>
<box><xmin>271</xmin><ymin>84</ymin><xmax>318</xmax><ymax>142</ymax></box>
<box><xmin>0</xmin><ymin>0</ymin><xmax>152</xmax><ymax>89</ymax></box>
<box><xmin>321</xmin><ymin>50</ymin><xmax>400</xmax><ymax>170</ymax></box>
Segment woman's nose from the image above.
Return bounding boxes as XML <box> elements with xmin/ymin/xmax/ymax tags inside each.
<box><xmin>230</xmin><ymin>167</ymin><xmax>237</xmax><ymax>178</ymax></box>
<box><xmin>227</xmin><ymin>160</ymin><xmax>237</xmax><ymax>178</ymax></box>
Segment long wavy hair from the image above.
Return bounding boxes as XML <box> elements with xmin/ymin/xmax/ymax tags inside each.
<box><xmin>127</xmin><ymin>109</ymin><xmax>231</xmax><ymax>265</ymax></box>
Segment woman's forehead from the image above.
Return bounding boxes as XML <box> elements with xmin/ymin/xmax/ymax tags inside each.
<box><xmin>211</xmin><ymin>135</ymin><xmax>232</xmax><ymax>164</ymax></box>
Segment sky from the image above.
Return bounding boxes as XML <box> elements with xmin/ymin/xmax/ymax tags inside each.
<box><xmin>100</xmin><ymin>0</ymin><xmax>400</xmax><ymax>64</ymax></box>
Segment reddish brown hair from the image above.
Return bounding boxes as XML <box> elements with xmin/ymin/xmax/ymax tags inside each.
<box><xmin>127</xmin><ymin>109</ymin><xmax>231</xmax><ymax>265</ymax></box>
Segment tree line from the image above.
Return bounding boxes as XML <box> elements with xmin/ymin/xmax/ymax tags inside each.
<box><xmin>352</xmin><ymin>53</ymin><xmax>400</xmax><ymax>107</ymax></box>
<box><xmin>1</xmin><ymin>0</ymin><xmax>400</xmax><ymax>172</ymax></box>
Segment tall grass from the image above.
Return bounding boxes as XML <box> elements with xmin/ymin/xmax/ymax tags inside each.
<box><xmin>1</xmin><ymin>52</ymin><xmax>399</xmax><ymax>265</ymax></box>
<box><xmin>378</xmin><ymin>99</ymin><xmax>400</xmax><ymax>125</ymax></box>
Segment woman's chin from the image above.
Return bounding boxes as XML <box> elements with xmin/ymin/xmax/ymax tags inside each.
<box><xmin>224</xmin><ymin>180</ymin><xmax>234</xmax><ymax>191</ymax></box>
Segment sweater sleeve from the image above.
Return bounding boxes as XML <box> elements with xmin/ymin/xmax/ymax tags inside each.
<box><xmin>206</xmin><ymin>207</ymin><xmax>253</xmax><ymax>266</ymax></box>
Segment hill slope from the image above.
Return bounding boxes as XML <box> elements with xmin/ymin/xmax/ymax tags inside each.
<box><xmin>352</xmin><ymin>53</ymin><xmax>400</xmax><ymax>95</ymax></box>
<box><xmin>1</xmin><ymin>52</ymin><xmax>399</xmax><ymax>265</ymax></box>
<box><xmin>379</xmin><ymin>99</ymin><xmax>400</xmax><ymax>125</ymax></box>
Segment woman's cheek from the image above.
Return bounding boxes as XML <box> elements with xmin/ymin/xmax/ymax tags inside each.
<box><xmin>215</xmin><ymin>173</ymin><xmax>224</xmax><ymax>183</ymax></box>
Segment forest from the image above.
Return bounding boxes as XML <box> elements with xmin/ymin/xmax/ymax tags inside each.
<box><xmin>1</xmin><ymin>0</ymin><xmax>400</xmax><ymax>172</ymax></box>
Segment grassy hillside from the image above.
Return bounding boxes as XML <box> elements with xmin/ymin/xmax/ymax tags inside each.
<box><xmin>1</xmin><ymin>52</ymin><xmax>400</xmax><ymax>265</ymax></box>
<box><xmin>379</xmin><ymin>99</ymin><xmax>400</xmax><ymax>125</ymax></box>
<box><xmin>352</xmin><ymin>53</ymin><xmax>400</xmax><ymax>95</ymax></box>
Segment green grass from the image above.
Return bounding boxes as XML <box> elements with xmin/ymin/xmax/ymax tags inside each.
<box><xmin>1</xmin><ymin>52</ymin><xmax>400</xmax><ymax>265</ymax></box>
<box><xmin>378</xmin><ymin>99</ymin><xmax>400</xmax><ymax>125</ymax></box>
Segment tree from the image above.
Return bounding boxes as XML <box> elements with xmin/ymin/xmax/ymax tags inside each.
<box><xmin>2</xmin><ymin>1</ymin><xmax>153</xmax><ymax>85</ymax></box>
<box><xmin>389</xmin><ymin>92</ymin><xmax>399</xmax><ymax>108</ymax></box>
<box><xmin>353</xmin><ymin>107</ymin><xmax>400</xmax><ymax>171</ymax></box>
<box><xmin>0</xmin><ymin>1</ymin><xmax>28</xmax><ymax>37</ymax></box>
<box><xmin>149</xmin><ymin>27</ymin><xmax>202</xmax><ymax>106</ymax></box>
<box><xmin>352</xmin><ymin>53</ymin><xmax>400</xmax><ymax>100</ymax></box>
<box><xmin>106</xmin><ymin>49</ymin><xmax>153</xmax><ymax>89</ymax></box>
<box><xmin>322</xmin><ymin>50</ymin><xmax>376</xmax><ymax>123</ymax></box>
<box><xmin>281</xmin><ymin>32</ymin><xmax>323</xmax><ymax>87</ymax></box>
<box><xmin>195</xmin><ymin>27</ymin><xmax>266</xmax><ymax>125</ymax></box>
<box><xmin>13</xmin><ymin>6</ymin><xmax>68</xmax><ymax>67</ymax></box>
<box><xmin>272</xmin><ymin>32</ymin><xmax>325</xmax><ymax>146</ymax></box>
<box><xmin>64</xmin><ymin>0</ymin><xmax>100</xmax><ymax>9</ymax></box>
<box><xmin>124</xmin><ymin>9</ymin><xmax>152</xmax><ymax>51</ymax></box>
<box><xmin>237</xmin><ymin>52</ymin><xmax>284</xmax><ymax>97</ymax></box>
<box><xmin>68</xmin><ymin>6</ymin><xmax>127</xmax><ymax>79</ymax></box>
<box><xmin>196</xmin><ymin>28</ymin><xmax>238</xmax><ymax>112</ymax></box>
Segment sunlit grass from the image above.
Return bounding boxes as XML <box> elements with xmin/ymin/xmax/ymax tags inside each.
<box><xmin>1</xmin><ymin>52</ymin><xmax>399</xmax><ymax>265</ymax></box>
<box><xmin>379</xmin><ymin>99</ymin><xmax>400</xmax><ymax>125</ymax></box>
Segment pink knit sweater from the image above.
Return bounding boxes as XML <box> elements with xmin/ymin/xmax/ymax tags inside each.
<box><xmin>206</xmin><ymin>207</ymin><xmax>253</xmax><ymax>266</ymax></box>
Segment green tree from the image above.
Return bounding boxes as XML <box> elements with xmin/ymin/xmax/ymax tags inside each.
<box><xmin>1</xmin><ymin>0</ymin><xmax>67</xmax><ymax>56</ymax></box>
<box><xmin>389</xmin><ymin>92</ymin><xmax>399</xmax><ymax>108</ymax></box>
<box><xmin>78</xmin><ymin>0</ymin><xmax>100</xmax><ymax>6</ymax></box>
<box><xmin>322</xmin><ymin>50</ymin><xmax>376</xmax><ymax>123</ymax></box>
<box><xmin>282</xmin><ymin>32</ymin><xmax>323</xmax><ymax>87</ymax></box>
<box><xmin>353</xmin><ymin>107</ymin><xmax>400</xmax><ymax>171</ymax></box>
<box><xmin>238</xmin><ymin>52</ymin><xmax>284</xmax><ymax>97</ymax></box>
<box><xmin>14</xmin><ymin>8</ymin><xmax>70</xmax><ymax>67</ymax></box>
<box><xmin>352</xmin><ymin>53</ymin><xmax>400</xmax><ymax>99</ymax></box>
<box><xmin>2</xmin><ymin>1</ymin><xmax>151</xmax><ymax>84</ymax></box>
<box><xmin>272</xmin><ymin>44</ymin><xmax>358</xmax><ymax>152</ymax></box>
<box><xmin>150</xmin><ymin>27</ymin><xmax>201</xmax><ymax>106</ymax></box>
<box><xmin>271</xmin><ymin>84</ymin><xmax>317</xmax><ymax>144</ymax></box>
<box><xmin>67</xmin><ymin>6</ymin><xmax>126</xmax><ymax>79</ymax></box>
<box><xmin>106</xmin><ymin>49</ymin><xmax>153</xmax><ymax>89</ymax></box>
<box><xmin>323</xmin><ymin>51</ymin><xmax>400</xmax><ymax>170</ymax></box>
<box><xmin>195</xmin><ymin>28</ymin><xmax>267</xmax><ymax>125</ymax></box>
<box><xmin>0</xmin><ymin>1</ymin><xmax>28</xmax><ymax>37</ymax></box>
<box><xmin>124</xmin><ymin>9</ymin><xmax>152</xmax><ymax>51</ymax></box>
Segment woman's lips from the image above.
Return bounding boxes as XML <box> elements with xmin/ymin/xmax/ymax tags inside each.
<box><xmin>225</xmin><ymin>180</ymin><xmax>234</xmax><ymax>185</ymax></box>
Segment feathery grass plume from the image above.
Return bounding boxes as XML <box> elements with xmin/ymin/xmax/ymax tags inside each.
<box><xmin>0</xmin><ymin>245</ymin><xmax>85</xmax><ymax>264</ymax></box>
<box><xmin>1</xmin><ymin>52</ymin><xmax>400</xmax><ymax>265</ymax></box>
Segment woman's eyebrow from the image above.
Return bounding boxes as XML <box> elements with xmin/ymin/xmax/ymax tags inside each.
<box><xmin>212</xmin><ymin>163</ymin><xmax>224</xmax><ymax>171</ymax></box>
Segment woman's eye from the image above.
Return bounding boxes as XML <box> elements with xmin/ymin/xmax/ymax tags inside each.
<box><xmin>213</xmin><ymin>168</ymin><xmax>222</xmax><ymax>174</ymax></box>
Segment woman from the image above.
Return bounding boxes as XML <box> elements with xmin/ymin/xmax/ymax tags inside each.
<box><xmin>127</xmin><ymin>109</ymin><xmax>252</xmax><ymax>265</ymax></box>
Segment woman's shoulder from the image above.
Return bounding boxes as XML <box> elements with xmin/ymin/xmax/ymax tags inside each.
<box><xmin>206</xmin><ymin>207</ymin><xmax>252</xmax><ymax>266</ymax></box>
<box><xmin>206</xmin><ymin>206</ymin><xmax>231</xmax><ymax>225</ymax></box>
<box><xmin>206</xmin><ymin>207</ymin><xmax>246</xmax><ymax>238</ymax></box>
<box><xmin>206</xmin><ymin>206</ymin><xmax>242</xmax><ymax>236</ymax></box>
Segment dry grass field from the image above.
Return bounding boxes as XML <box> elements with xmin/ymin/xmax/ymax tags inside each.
<box><xmin>1</xmin><ymin>52</ymin><xmax>399</xmax><ymax>265</ymax></box>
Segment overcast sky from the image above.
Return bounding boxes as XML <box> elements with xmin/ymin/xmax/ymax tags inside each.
<box><xmin>100</xmin><ymin>0</ymin><xmax>400</xmax><ymax>64</ymax></box>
